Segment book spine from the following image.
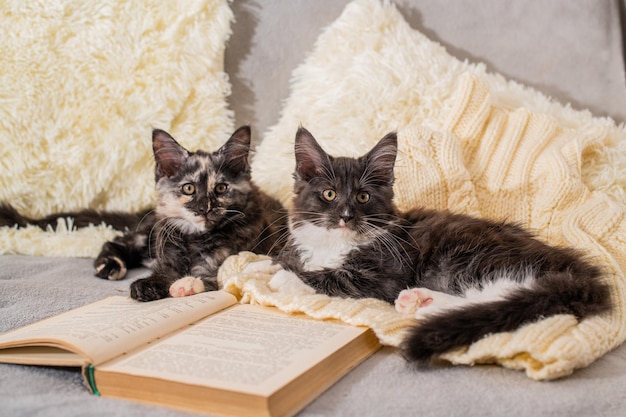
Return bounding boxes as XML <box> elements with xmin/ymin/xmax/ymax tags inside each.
<box><xmin>82</xmin><ymin>365</ymin><xmax>100</xmax><ymax>396</ymax></box>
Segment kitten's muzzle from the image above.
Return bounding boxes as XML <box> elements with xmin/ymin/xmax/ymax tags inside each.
<box><xmin>195</xmin><ymin>201</ymin><xmax>211</xmax><ymax>215</ymax></box>
<box><xmin>340</xmin><ymin>214</ymin><xmax>354</xmax><ymax>223</ymax></box>
<box><xmin>340</xmin><ymin>209</ymin><xmax>354</xmax><ymax>224</ymax></box>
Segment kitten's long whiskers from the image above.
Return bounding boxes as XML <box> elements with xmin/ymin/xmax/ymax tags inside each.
<box><xmin>359</xmin><ymin>224</ymin><xmax>413</xmax><ymax>270</ymax></box>
<box><xmin>267</xmin><ymin>227</ymin><xmax>292</xmax><ymax>255</ymax></box>
<box><xmin>135</xmin><ymin>209</ymin><xmax>156</xmax><ymax>232</ymax></box>
<box><xmin>320</xmin><ymin>162</ymin><xmax>336</xmax><ymax>184</ymax></box>
<box><xmin>147</xmin><ymin>216</ymin><xmax>173</xmax><ymax>260</ymax></box>
<box><xmin>250</xmin><ymin>213</ymin><xmax>291</xmax><ymax>254</ymax></box>
<box><xmin>357</xmin><ymin>217</ymin><xmax>418</xmax><ymax>270</ymax></box>
<box><xmin>221</xmin><ymin>209</ymin><xmax>248</xmax><ymax>227</ymax></box>
<box><xmin>361</xmin><ymin>214</ymin><xmax>422</xmax><ymax>247</ymax></box>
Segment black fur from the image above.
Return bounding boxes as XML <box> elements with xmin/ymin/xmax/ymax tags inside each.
<box><xmin>401</xmin><ymin>208</ymin><xmax>610</xmax><ymax>362</ymax></box>
<box><xmin>0</xmin><ymin>202</ymin><xmax>149</xmax><ymax>231</ymax></box>
<box><xmin>402</xmin><ymin>270</ymin><xmax>610</xmax><ymax>363</ymax></box>
<box><xmin>278</xmin><ymin>127</ymin><xmax>612</xmax><ymax>364</ymax></box>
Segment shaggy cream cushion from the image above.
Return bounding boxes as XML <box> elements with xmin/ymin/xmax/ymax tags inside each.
<box><xmin>0</xmin><ymin>0</ymin><xmax>234</xmax><ymax>256</ymax></box>
<box><xmin>237</xmin><ymin>0</ymin><xmax>626</xmax><ymax>380</ymax></box>
<box><xmin>251</xmin><ymin>0</ymin><xmax>625</xmax><ymax>207</ymax></box>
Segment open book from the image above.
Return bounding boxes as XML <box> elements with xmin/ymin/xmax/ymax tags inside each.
<box><xmin>0</xmin><ymin>291</ymin><xmax>380</xmax><ymax>417</ymax></box>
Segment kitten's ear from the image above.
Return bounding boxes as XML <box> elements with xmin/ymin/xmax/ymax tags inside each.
<box><xmin>364</xmin><ymin>132</ymin><xmax>397</xmax><ymax>184</ymax></box>
<box><xmin>219</xmin><ymin>125</ymin><xmax>251</xmax><ymax>172</ymax></box>
<box><xmin>294</xmin><ymin>127</ymin><xmax>330</xmax><ymax>181</ymax></box>
<box><xmin>152</xmin><ymin>129</ymin><xmax>189</xmax><ymax>178</ymax></box>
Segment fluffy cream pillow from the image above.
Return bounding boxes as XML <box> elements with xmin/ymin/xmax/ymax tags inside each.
<box><xmin>0</xmin><ymin>0</ymin><xmax>234</xmax><ymax>216</ymax></box>
<box><xmin>0</xmin><ymin>0</ymin><xmax>234</xmax><ymax>256</ymax></box>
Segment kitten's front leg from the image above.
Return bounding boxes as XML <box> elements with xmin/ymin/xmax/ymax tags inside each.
<box><xmin>268</xmin><ymin>269</ymin><xmax>316</xmax><ymax>296</ymax></box>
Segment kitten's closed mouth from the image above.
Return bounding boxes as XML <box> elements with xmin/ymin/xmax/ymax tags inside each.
<box><xmin>336</xmin><ymin>220</ymin><xmax>355</xmax><ymax>234</ymax></box>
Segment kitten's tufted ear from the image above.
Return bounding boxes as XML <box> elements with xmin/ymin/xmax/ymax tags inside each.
<box><xmin>294</xmin><ymin>127</ymin><xmax>330</xmax><ymax>181</ymax></box>
<box><xmin>363</xmin><ymin>132</ymin><xmax>397</xmax><ymax>185</ymax></box>
<box><xmin>152</xmin><ymin>129</ymin><xmax>189</xmax><ymax>179</ymax></box>
<box><xmin>220</xmin><ymin>125</ymin><xmax>251</xmax><ymax>173</ymax></box>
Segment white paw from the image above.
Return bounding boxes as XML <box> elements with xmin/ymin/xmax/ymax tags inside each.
<box><xmin>242</xmin><ymin>259</ymin><xmax>282</xmax><ymax>275</ymax></box>
<box><xmin>268</xmin><ymin>269</ymin><xmax>315</xmax><ymax>295</ymax></box>
<box><xmin>394</xmin><ymin>288</ymin><xmax>435</xmax><ymax>316</ymax></box>
<box><xmin>169</xmin><ymin>276</ymin><xmax>206</xmax><ymax>298</ymax></box>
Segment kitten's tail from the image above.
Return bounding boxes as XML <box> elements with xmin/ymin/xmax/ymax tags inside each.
<box><xmin>0</xmin><ymin>202</ymin><xmax>151</xmax><ymax>232</ymax></box>
<box><xmin>401</xmin><ymin>271</ymin><xmax>612</xmax><ymax>364</ymax></box>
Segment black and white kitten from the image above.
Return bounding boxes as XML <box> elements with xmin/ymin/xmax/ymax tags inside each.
<box><xmin>270</xmin><ymin>127</ymin><xmax>611</xmax><ymax>363</ymax></box>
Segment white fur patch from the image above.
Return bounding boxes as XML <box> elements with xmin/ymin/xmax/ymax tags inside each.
<box><xmin>291</xmin><ymin>221</ymin><xmax>360</xmax><ymax>271</ymax></box>
<box><xmin>395</xmin><ymin>275</ymin><xmax>536</xmax><ymax>319</ymax></box>
<box><xmin>133</xmin><ymin>234</ymin><xmax>148</xmax><ymax>248</ymax></box>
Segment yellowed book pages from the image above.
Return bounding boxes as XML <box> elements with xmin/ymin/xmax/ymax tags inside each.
<box><xmin>0</xmin><ymin>291</ymin><xmax>237</xmax><ymax>366</ymax></box>
<box><xmin>0</xmin><ymin>292</ymin><xmax>380</xmax><ymax>417</ymax></box>
<box><xmin>94</xmin><ymin>304</ymin><xmax>380</xmax><ymax>416</ymax></box>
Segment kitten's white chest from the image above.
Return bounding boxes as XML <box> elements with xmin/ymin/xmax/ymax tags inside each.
<box><xmin>291</xmin><ymin>222</ymin><xmax>359</xmax><ymax>271</ymax></box>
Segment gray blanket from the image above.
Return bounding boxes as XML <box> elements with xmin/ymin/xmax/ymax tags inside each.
<box><xmin>2</xmin><ymin>255</ymin><xmax>626</xmax><ymax>417</ymax></box>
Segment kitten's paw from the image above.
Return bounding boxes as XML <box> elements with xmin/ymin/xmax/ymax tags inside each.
<box><xmin>268</xmin><ymin>270</ymin><xmax>315</xmax><ymax>295</ymax></box>
<box><xmin>395</xmin><ymin>288</ymin><xmax>434</xmax><ymax>315</ymax></box>
<box><xmin>243</xmin><ymin>259</ymin><xmax>282</xmax><ymax>275</ymax></box>
<box><xmin>169</xmin><ymin>276</ymin><xmax>206</xmax><ymax>298</ymax></box>
<box><xmin>130</xmin><ymin>278</ymin><xmax>169</xmax><ymax>302</ymax></box>
<box><xmin>94</xmin><ymin>256</ymin><xmax>127</xmax><ymax>281</ymax></box>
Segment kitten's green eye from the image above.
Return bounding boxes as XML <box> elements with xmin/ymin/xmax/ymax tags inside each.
<box><xmin>214</xmin><ymin>183</ymin><xmax>228</xmax><ymax>194</ymax></box>
<box><xmin>322</xmin><ymin>189</ymin><xmax>336</xmax><ymax>201</ymax></box>
<box><xmin>356</xmin><ymin>191</ymin><xmax>370</xmax><ymax>204</ymax></box>
<box><xmin>182</xmin><ymin>183</ymin><xmax>195</xmax><ymax>195</ymax></box>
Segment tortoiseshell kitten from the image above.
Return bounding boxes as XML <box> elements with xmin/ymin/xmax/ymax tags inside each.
<box><xmin>1</xmin><ymin>126</ymin><xmax>286</xmax><ymax>302</ymax></box>
<box><xmin>115</xmin><ymin>126</ymin><xmax>287</xmax><ymax>301</ymax></box>
<box><xmin>269</xmin><ymin>127</ymin><xmax>611</xmax><ymax>364</ymax></box>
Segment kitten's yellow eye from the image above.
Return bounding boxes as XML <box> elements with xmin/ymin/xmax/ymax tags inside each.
<box><xmin>356</xmin><ymin>191</ymin><xmax>370</xmax><ymax>204</ymax></box>
<box><xmin>215</xmin><ymin>183</ymin><xmax>228</xmax><ymax>194</ymax></box>
<box><xmin>322</xmin><ymin>189</ymin><xmax>336</xmax><ymax>201</ymax></box>
<box><xmin>182</xmin><ymin>183</ymin><xmax>195</xmax><ymax>195</ymax></box>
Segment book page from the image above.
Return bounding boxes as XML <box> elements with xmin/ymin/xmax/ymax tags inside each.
<box><xmin>99</xmin><ymin>304</ymin><xmax>370</xmax><ymax>396</ymax></box>
<box><xmin>0</xmin><ymin>291</ymin><xmax>236</xmax><ymax>365</ymax></box>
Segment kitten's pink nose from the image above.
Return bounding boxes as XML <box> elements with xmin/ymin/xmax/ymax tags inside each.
<box><xmin>340</xmin><ymin>213</ymin><xmax>354</xmax><ymax>223</ymax></box>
